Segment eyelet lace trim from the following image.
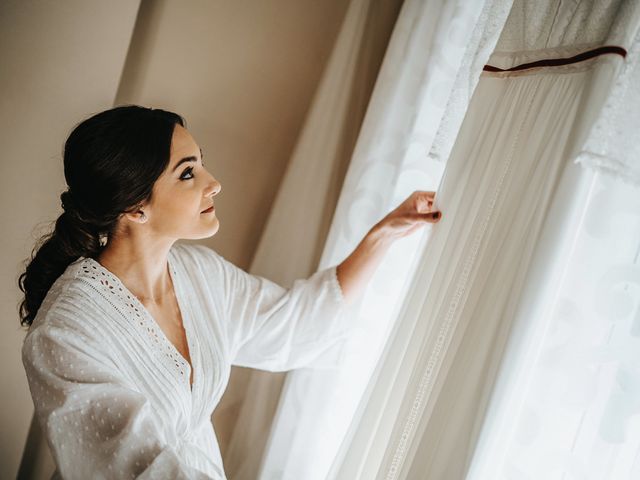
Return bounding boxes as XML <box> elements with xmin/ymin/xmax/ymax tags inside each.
<box><xmin>328</xmin><ymin>265</ymin><xmax>346</xmax><ymax>305</ymax></box>
<box><xmin>75</xmin><ymin>257</ymin><xmax>191</xmax><ymax>383</ymax></box>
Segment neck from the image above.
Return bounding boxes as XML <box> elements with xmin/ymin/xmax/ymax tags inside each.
<box><xmin>96</xmin><ymin>235</ymin><xmax>176</xmax><ymax>303</ymax></box>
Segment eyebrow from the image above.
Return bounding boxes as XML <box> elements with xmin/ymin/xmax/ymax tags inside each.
<box><xmin>172</xmin><ymin>147</ymin><xmax>204</xmax><ymax>173</ymax></box>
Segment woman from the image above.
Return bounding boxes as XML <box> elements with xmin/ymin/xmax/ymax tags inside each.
<box><xmin>18</xmin><ymin>105</ymin><xmax>442</xmax><ymax>479</ymax></box>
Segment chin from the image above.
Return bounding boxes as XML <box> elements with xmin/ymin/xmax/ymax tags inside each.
<box><xmin>203</xmin><ymin>221</ymin><xmax>220</xmax><ymax>238</ymax></box>
<box><xmin>184</xmin><ymin>219</ymin><xmax>220</xmax><ymax>240</ymax></box>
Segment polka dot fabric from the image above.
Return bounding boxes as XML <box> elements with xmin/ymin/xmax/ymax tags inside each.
<box><xmin>22</xmin><ymin>242</ymin><xmax>351</xmax><ymax>478</ymax></box>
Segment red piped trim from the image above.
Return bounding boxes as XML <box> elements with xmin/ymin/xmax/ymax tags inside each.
<box><xmin>484</xmin><ymin>45</ymin><xmax>627</xmax><ymax>72</ymax></box>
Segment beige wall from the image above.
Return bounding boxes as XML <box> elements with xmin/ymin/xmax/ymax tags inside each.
<box><xmin>1</xmin><ymin>0</ymin><xmax>347</xmax><ymax>478</ymax></box>
<box><xmin>115</xmin><ymin>0</ymin><xmax>350</xmax><ymax>269</ymax></box>
<box><xmin>0</xmin><ymin>1</ymin><xmax>141</xmax><ymax>478</ymax></box>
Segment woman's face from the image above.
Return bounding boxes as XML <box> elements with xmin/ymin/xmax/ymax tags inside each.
<box><xmin>139</xmin><ymin>124</ymin><xmax>222</xmax><ymax>240</ymax></box>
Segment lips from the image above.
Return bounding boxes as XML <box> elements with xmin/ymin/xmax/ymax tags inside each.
<box><xmin>201</xmin><ymin>204</ymin><xmax>215</xmax><ymax>213</ymax></box>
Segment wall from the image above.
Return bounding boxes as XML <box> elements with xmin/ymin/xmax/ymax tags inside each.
<box><xmin>115</xmin><ymin>0</ymin><xmax>350</xmax><ymax>269</ymax></box>
<box><xmin>0</xmin><ymin>1</ymin><xmax>141</xmax><ymax>478</ymax></box>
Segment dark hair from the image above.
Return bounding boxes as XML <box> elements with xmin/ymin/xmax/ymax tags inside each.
<box><xmin>18</xmin><ymin>105</ymin><xmax>185</xmax><ymax>328</ymax></box>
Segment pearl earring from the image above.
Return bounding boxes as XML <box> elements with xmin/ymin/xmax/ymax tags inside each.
<box><xmin>99</xmin><ymin>233</ymin><xmax>108</xmax><ymax>247</ymax></box>
<box><xmin>140</xmin><ymin>212</ymin><xmax>147</xmax><ymax>223</ymax></box>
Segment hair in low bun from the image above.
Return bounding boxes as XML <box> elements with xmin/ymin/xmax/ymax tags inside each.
<box><xmin>18</xmin><ymin>104</ymin><xmax>185</xmax><ymax>328</ymax></box>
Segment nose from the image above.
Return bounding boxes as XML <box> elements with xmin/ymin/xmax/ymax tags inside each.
<box><xmin>206</xmin><ymin>179</ymin><xmax>222</xmax><ymax>198</ymax></box>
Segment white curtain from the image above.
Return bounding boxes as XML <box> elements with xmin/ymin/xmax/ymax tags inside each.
<box><xmin>575</xmin><ymin>13</ymin><xmax>640</xmax><ymax>187</ymax></box>
<box><xmin>330</xmin><ymin>1</ymin><xmax>640</xmax><ymax>479</ymax></box>
<box><xmin>467</xmin><ymin>7</ymin><xmax>640</xmax><ymax>480</ymax></box>
<box><xmin>257</xmin><ymin>1</ymin><xmax>513</xmax><ymax>479</ymax></box>
<box><xmin>467</xmin><ymin>171</ymin><xmax>640</xmax><ymax>480</ymax></box>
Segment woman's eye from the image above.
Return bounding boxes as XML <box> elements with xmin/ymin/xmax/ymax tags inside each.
<box><xmin>180</xmin><ymin>167</ymin><xmax>194</xmax><ymax>180</ymax></box>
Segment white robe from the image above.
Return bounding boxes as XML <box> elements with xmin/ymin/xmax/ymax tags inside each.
<box><xmin>22</xmin><ymin>242</ymin><xmax>352</xmax><ymax>479</ymax></box>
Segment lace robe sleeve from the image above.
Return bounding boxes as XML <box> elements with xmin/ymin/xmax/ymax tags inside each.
<box><xmin>191</xmin><ymin>245</ymin><xmax>354</xmax><ymax>371</ymax></box>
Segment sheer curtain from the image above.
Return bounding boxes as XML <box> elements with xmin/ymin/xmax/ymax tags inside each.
<box><xmin>467</xmin><ymin>171</ymin><xmax>640</xmax><ymax>480</ymax></box>
<box><xmin>467</xmin><ymin>7</ymin><xmax>640</xmax><ymax>480</ymax></box>
<box><xmin>575</xmin><ymin>11</ymin><xmax>640</xmax><ymax>187</ymax></box>
<box><xmin>329</xmin><ymin>1</ymin><xmax>640</xmax><ymax>479</ymax></box>
<box><xmin>257</xmin><ymin>1</ymin><xmax>513</xmax><ymax>479</ymax></box>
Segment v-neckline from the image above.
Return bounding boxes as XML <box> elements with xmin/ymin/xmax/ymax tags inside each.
<box><xmin>83</xmin><ymin>250</ymin><xmax>197</xmax><ymax>393</ymax></box>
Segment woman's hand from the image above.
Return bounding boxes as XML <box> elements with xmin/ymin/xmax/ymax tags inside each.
<box><xmin>372</xmin><ymin>190</ymin><xmax>442</xmax><ymax>241</ymax></box>
<box><xmin>335</xmin><ymin>190</ymin><xmax>442</xmax><ymax>304</ymax></box>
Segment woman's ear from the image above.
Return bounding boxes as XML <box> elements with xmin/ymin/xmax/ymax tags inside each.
<box><xmin>123</xmin><ymin>208</ymin><xmax>148</xmax><ymax>224</ymax></box>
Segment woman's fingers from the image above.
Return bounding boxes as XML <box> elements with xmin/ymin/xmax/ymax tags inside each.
<box><xmin>416</xmin><ymin>190</ymin><xmax>436</xmax><ymax>200</ymax></box>
<box><xmin>408</xmin><ymin>211</ymin><xmax>441</xmax><ymax>223</ymax></box>
<box><xmin>413</xmin><ymin>191</ymin><xmax>436</xmax><ymax>212</ymax></box>
<box><xmin>380</xmin><ymin>191</ymin><xmax>441</xmax><ymax>239</ymax></box>
<box><xmin>415</xmin><ymin>197</ymin><xmax>431</xmax><ymax>213</ymax></box>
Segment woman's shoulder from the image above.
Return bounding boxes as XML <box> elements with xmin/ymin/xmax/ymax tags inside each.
<box><xmin>27</xmin><ymin>257</ymin><xmax>110</xmax><ymax>335</ymax></box>
<box><xmin>22</xmin><ymin>257</ymin><xmax>128</xmax><ymax>369</ymax></box>
<box><xmin>171</xmin><ymin>241</ymin><xmax>221</xmax><ymax>260</ymax></box>
<box><xmin>171</xmin><ymin>241</ymin><xmax>230</xmax><ymax>273</ymax></box>
<box><xmin>171</xmin><ymin>242</ymin><xmax>248</xmax><ymax>299</ymax></box>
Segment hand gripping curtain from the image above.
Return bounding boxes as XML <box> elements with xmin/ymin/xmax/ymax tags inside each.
<box><xmin>255</xmin><ymin>1</ymin><xmax>514</xmax><ymax>479</ymax></box>
<box><xmin>219</xmin><ymin>0</ymin><xmax>405</xmax><ymax>478</ymax></box>
<box><xmin>328</xmin><ymin>1</ymin><xmax>640</xmax><ymax>479</ymax></box>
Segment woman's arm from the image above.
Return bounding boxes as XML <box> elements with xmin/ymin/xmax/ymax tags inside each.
<box><xmin>336</xmin><ymin>190</ymin><xmax>442</xmax><ymax>304</ymax></box>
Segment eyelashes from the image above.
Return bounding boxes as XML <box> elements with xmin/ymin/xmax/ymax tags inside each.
<box><xmin>180</xmin><ymin>167</ymin><xmax>194</xmax><ymax>180</ymax></box>
<box><xmin>179</xmin><ymin>159</ymin><xmax>206</xmax><ymax>181</ymax></box>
